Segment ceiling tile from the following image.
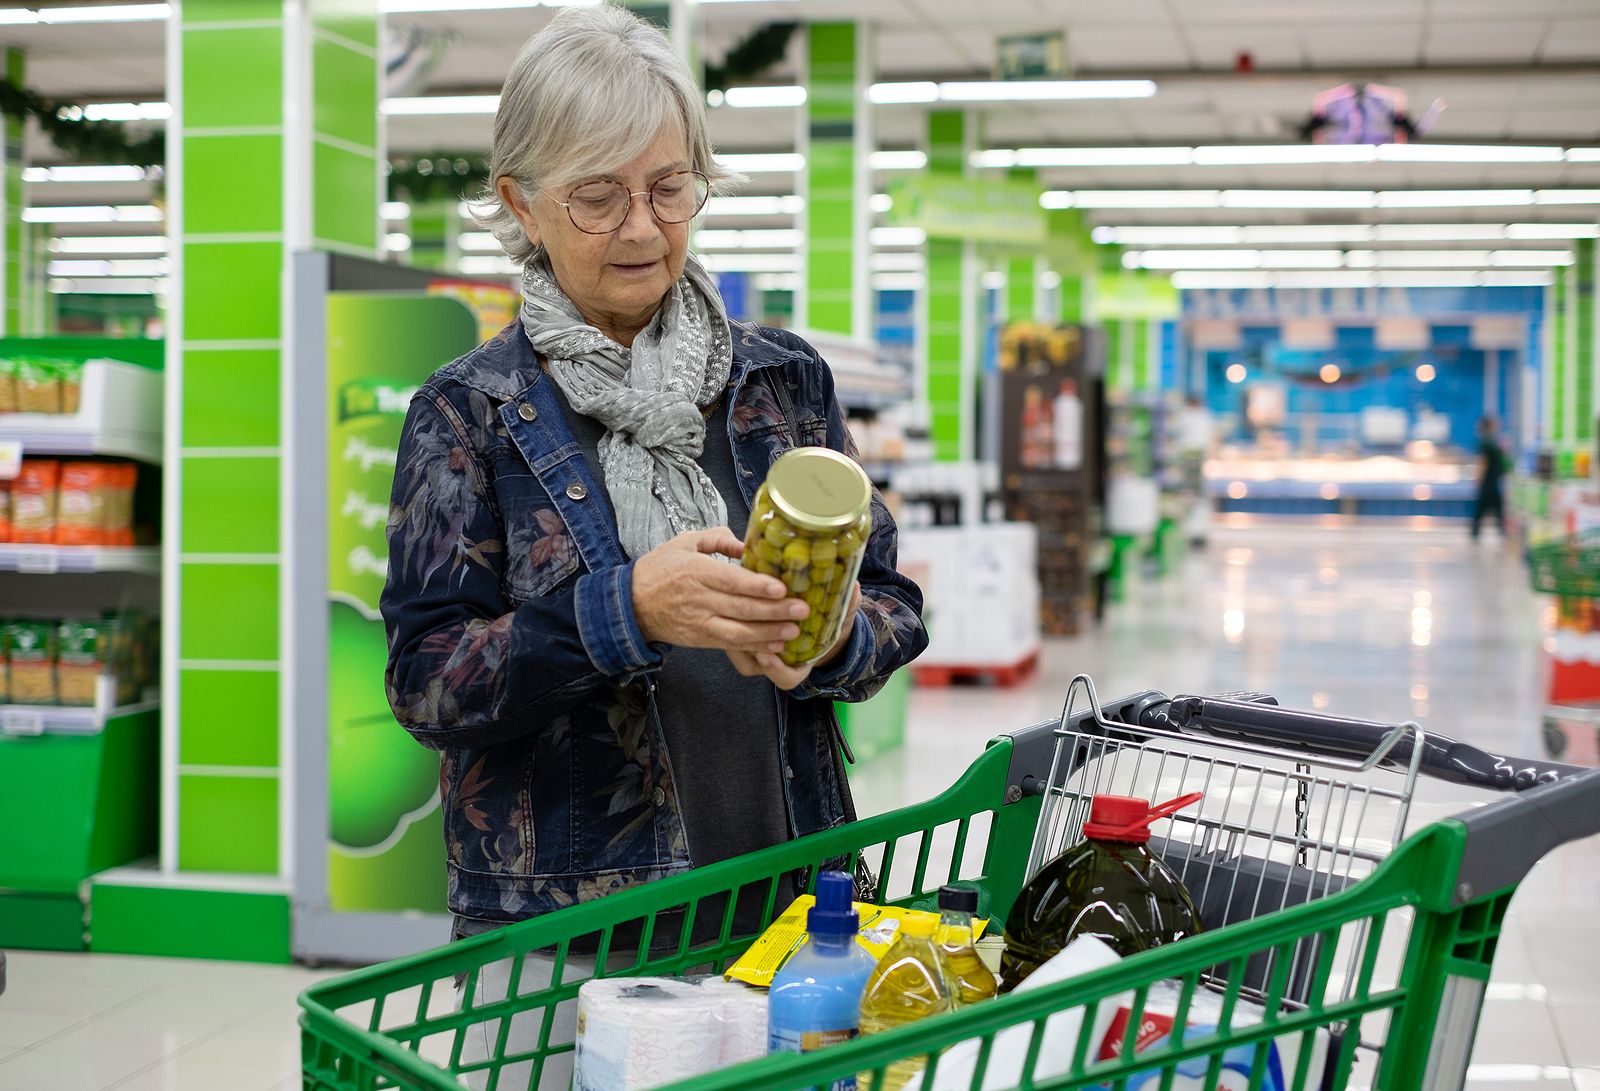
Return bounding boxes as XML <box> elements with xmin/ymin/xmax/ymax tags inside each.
<box><xmin>1181</xmin><ymin>27</ymin><xmax>1306</xmax><ymax>69</ymax></box>
<box><xmin>1069</xmin><ymin>28</ymin><xmax>1191</xmax><ymax>70</ymax></box>
<box><xmin>1422</xmin><ymin>21</ymin><xmax>1550</xmax><ymax>64</ymax></box>
<box><xmin>1301</xmin><ymin>26</ymin><xmax>1422</xmax><ymax>67</ymax></box>
<box><xmin>1538</xmin><ymin>18</ymin><xmax>1600</xmax><ymax>60</ymax></box>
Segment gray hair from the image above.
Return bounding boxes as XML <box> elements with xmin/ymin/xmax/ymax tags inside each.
<box><xmin>474</xmin><ymin>4</ymin><xmax>738</xmax><ymax>264</ymax></box>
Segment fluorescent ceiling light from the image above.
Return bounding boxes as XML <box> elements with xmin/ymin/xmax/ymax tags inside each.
<box><xmin>1172</xmin><ymin>270</ymin><xmax>1555</xmax><ymax>290</ymax></box>
<box><xmin>869</xmin><ymin>193</ymin><xmax>893</xmax><ymax>213</ymax></box>
<box><xmin>1129</xmin><ymin>249</ymin><xmax>1261</xmax><ymax>270</ymax></box>
<box><xmin>1568</xmin><ymin>149</ymin><xmax>1600</xmax><ymax>162</ymax></box>
<box><xmin>1379</xmin><ymin>270</ymin><xmax>1479</xmax><ymax>286</ymax></box>
<box><xmin>50</xmin><ymin>235</ymin><xmax>167</xmax><ymax>254</ymax></box>
<box><xmin>1055</xmin><ymin>190</ymin><xmax>1222</xmax><ymax>208</ymax></box>
<box><xmin>1379</xmin><ymin>189</ymin><xmax>1533</xmax><ymax>208</ymax></box>
<box><xmin>870</xmin><ymin>227</ymin><xmax>926</xmax><ymax>247</ymax></box>
<box><xmin>79</xmin><ymin>101</ymin><xmax>170</xmax><ymax>122</ymax></box>
<box><xmin>382</xmin><ymin>0</ymin><xmax>542</xmax><ymax>10</ymax></box>
<box><xmin>692</xmin><ymin>228</ymin><xmax>801</xmax><ymax>249</ymax></box>
<box><xmin>20</xmin><ymin>3</ymin><xmax>170</xmax><ymax>22</ymax></box>
<box><xmin>1536</xmin><ymin>190</ymin><xmax>1600</xmax><ymax>205</ymax></box>
<box><xmin>47</xmin><ymin>258</ymin><xmax>168</xmax><ymax>277</ymax></box>
<box><xmin>705</xmin><ymin>195</ymin><xmax>804</xmax><ymax>216</ymax></box>
<box><xmin>1276</xmin><ymin>271</ymin><xmax>1376</xmax><ymax>288</ymax></box>
<box><xmin>869</xmin><ymin>80</ymin><xmax>1155</xmax><ymax>104</ymax></box>
<box><xmin>1170</xmin><ymin>272</ymin><xmax>1275</xmax><ymax>289</ymax></box>
<box><xmin>1479</xmin><ymin>271</ymin><xmax>1554</xmax><ymax>286</ymax></box>
<box><xmin>1377</xmin><ymin>143</ymin><xmax>1563</xmax><ymax>163</ymax></box>
<box><xmin>380</xmin><ymin>201</ymin><xmax>411</xmax><ymax>220</ymax></box>
<box><xmin>49</xmin><ymin>277</ymin><xmax>166</xmax><ymax>295</ymax></box>
<box><xmin>698</xmin><ymin>252</ymin><xmax>797</xmax><ymax>274</ymax></box>
<box><xmin>1372</xmin><ymin>223</ymin><xmax>1505</xmax><ymax>241</ymax></box>
<box><xmin>1348</xmin><ymin>249</ymin><xmax>1491</xmax><ymax>268</ymax></box>
<box><xmin>456</xmin><ymin>231</ymin><xmax>500</xmax><ymax>252</ymax></box>
<box><xmin>382</xmin><ymin>95</ymin><xmax>500</xmax><ymax>116</ymax></box>
<box><xmin>716</xmin><ymin>153</ymin><xmax>804</xmax><ymax>174</ymax></box>
<box><xmin>873</xmin><ymin>272</ymin><xmax>924</xmax><ymax>292</ymax></box>
<box><xmin>1490</xmin><ymin>249</ymin><xmax>1573</xmax><ymax>266</ymax></box>
<box><xmin>721</xmin><ymin>86</ymin><xmax>806</xmax><ymax>108</ymax></box>
<box><xmin>1223</xmin><ymin>190</ymin><xmax>1376</xmax><ymax>208</ymax></box>
<box><xmin>1094</xmin><ymin>226</ymin><xmax>1244</xmax><ymax>245</ymax></box>
<box><xmin>1197</xmin><ymin>144</ymin><xmax>1376</xmax><ymax>165</ymax></box>
<box><xmin>980</xmin><ymin>270</ymin><xmax>1007</xmax><ymax>289</ymax></box>
<box><xmin>872</xmin><ymin>252</ymin><xmax>924</xmax><ymax>271</ymax></box>
<box><xmin>1506</xmin><ymin>223</ymin><xmax>1599</xmax><ymax>239</ymax></box>
<box><xmin>870</xmin><ymin>150</ymin><xmax>927</xmax><ymax>171</ymax></box>
<box><xmin>23</xmin><ymin>204</ymin><xmax>161</xmax><ymax>223</ymax></box>
<box><xmin>23</xmin><ymin>165</ymin><xmax>148</xmax><ymax>183</ymax></box>
<box><xmin>457</xmin><ymin>256</ymin><xmax>519</xmax><ymax>275</ymax></box>
<box><xmin>383</xmin><ymin>233</ymin><xmax>411</xmax><ymax>252</ymax></box>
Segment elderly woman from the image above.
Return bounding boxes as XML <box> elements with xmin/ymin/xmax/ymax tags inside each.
<box><xmin>380</xmin><ymin>5</ymin><xmax>926</xmax><ymax>1077</ymax></box>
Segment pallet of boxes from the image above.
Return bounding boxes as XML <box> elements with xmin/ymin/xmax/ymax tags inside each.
<box><xmin>998</xmin><ymin>322</ymin><xmax>1101</xmax><ymax>637</ymax></box>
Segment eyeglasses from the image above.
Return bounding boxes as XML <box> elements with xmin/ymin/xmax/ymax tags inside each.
<box><xmin>546</xmin><ymin>170</ymin><xmax>710</xmax><ymax>235</ymax></box>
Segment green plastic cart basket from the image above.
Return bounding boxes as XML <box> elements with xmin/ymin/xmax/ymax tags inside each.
<box><xmin>300</xmin><ymin>676</ymin><xmax>1600</xmax><ymax>1091</ymax></box>
<box><xmin>1529</xmin><ymin>531</ymin><xmax>1600</xmax><ymax>598</ymax></box>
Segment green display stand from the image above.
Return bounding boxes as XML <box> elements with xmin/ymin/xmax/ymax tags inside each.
<box><xmin>835</xmin><ymin>668</ymin><xmax>910</xmax><ymax>764</ymax></box>
<box><xmin>1105</xmin><ymin>534</ymin><xmax>1143</xmax><ymax>603</ymax></box>
<box><xmin>0</xmin><ymin>708</ymin><xmax>159</xmax><ymax>950</ymax></box>
<box><xmin>1148</xmin><ymin>517</ymin><xmax>1186</xmax><ymax>578</ymax></box>
<box><xmin>0</xmin><ymin>336</ymin><xmax>164</xmax><ymax>370</ymax></box>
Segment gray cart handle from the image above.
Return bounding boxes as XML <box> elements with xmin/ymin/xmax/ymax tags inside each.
<box><xmin>1162</xmin><ymin>694</ymin><xmax>1600</xmax><ymax>903</ymax></box>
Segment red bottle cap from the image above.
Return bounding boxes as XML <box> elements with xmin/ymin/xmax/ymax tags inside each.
<box><xmin>1082</xmin><ymin>792</ymin><xmax>1203</xmax><ymax>844</ymax></box>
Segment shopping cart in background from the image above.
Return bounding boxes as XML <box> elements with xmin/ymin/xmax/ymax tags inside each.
<box><xmin>299</xmin><ymin>676</ymin><xmax>1600</xmax><ymax>1091</ymax></box>
<box><xmin>1529</xmin><ymin>531</ymin><xmax>1600</xmax><ymax>764</ymax></box>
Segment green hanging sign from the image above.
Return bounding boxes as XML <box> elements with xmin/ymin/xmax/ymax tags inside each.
<box><xmin>887</xmin><ymin>172</ymin><xmax>1046</xmax><ymax>246</ymax></box>
<box><xmin>1093</xmin><ymin>273</ymin><xmax>1181</xmax><ymax>321</ymax></box>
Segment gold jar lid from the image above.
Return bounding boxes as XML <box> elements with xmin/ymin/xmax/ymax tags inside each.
<box><xmin>764</xmin><ymin>447</ymin><xmax>872</xmax><ymax>533</ymax></box>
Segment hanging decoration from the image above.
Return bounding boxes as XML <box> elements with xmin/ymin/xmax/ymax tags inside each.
<box><xmin>0</xmin><ymin>79</ymin><xmax>163</xmax><ymax>166</ymax></box>
<box><xmin>388</xmin><ymin>20</ymin><xmax>800</xmax><ymax>204</ymax></box>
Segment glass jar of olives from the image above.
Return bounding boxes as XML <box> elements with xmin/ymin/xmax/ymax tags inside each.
<box><xmin>742</xmin><ymin>447</ymin><xmax>873</xmax><ymax>666</ymax></box>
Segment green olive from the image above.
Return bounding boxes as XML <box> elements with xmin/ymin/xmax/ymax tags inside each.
<box><xmin>782</xmin><ymin>539</ymin><xmax>811</xmax><ymax>568</ymax></box>
<box><xmin>763</xmin><ymin>519</ymin><xmax>795</xmax><ymax>547</ymax></box>
<box><xmin>787</xmin><ymin>572</ymin><xmax>811</xmax><ymax>595</ymax></box>
<box><xmin>809</xmin><ymin>539</ymin><xmax>838</xmax><ymax>566</ymax></box>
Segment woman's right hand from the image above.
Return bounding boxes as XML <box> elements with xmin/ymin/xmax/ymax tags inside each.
<box><xmin>631</xmin><ymin>528</ymin><xmax>809</xmax><ymax>653</ymax></box>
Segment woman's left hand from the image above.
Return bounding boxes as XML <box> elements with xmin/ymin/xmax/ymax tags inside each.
<box><xmin>727</xmin><ymin>584</ymin><xmax>862</xmax><ymax>691</ymax></box>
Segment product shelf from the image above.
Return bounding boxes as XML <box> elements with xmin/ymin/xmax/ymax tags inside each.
<box><xmin>0</xmin><ymin>698</ymin><xmax>159</xmax><ymax>738</ymax></box>
<box><xmin>0</xmin><ymin>358</ymin><xmax>164</xmax><ymax>464</ymax></box>
<box><xmin>0</xmin><ymin>544</ymin><xmax>160</xmax><ymax>575</ymax></box>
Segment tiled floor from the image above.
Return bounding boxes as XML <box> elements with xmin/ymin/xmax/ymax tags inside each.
<box><xmin>1</xmin><ymin>519</ymin><xmax>1596</xmax><ymax>1090</ymax></box>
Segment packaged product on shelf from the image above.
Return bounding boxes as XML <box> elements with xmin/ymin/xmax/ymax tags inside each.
<box><xmin>4</xmin><ymin>619</ymin><xmax>57</xmax><ymax>704</ymax></box>
<box><xmin>11</xmin><ymin>459</ymin><xmax>60</xmax><ymax>544</ymax></box>
<box><xmin>0</xmin><ymin>357</ymin><xmax>15</xmax><ymax>413</ymax></box>
<box><xmin>105</xmin><ymin>463</ymin><xmax>138</xmax><ymax>546</ymax></box>
<box><xmin>572</xmin><ymin>975</ymin><xmax>768</xmax><ymax>1091</ymax></box>
<box><xmin>58</xmin><ymin>360</ymin><xmax>83</xmax><ymax>415</ymax></box>
<box><xmin>1096</xmin><ymin>979</ymin><xmax>1330</xmax><ymax>1091</ymax></box>
<box><xmin>56</xmin><ymin>619</ymin><xmax>105</xmax><ymax>707</ymax></box>
<box><xmin>102</xmin><ymin>612</ymin><xmax>139</xmax><ymax>705</ymax></box>
<box><xmin>726</xmin><ymin>895</ymin><xmax>986</xmax><ymax>989</ymax></box>
<box><xmin>55</xmin><ymin>462</ymin><xmax>110</xmax><ymax>546</ymax></box>
<box><xmin>14</xmin><ymin>358</ymin><xmax>61</xmax><ymax>414</ymax></box>
<box><xmin>1000</xmin><ymin>793</ymin><xmax>1204</xmax><ymax>991</ymax></box>
<box><xmin>0</xmin><ymin>479</ymin><xmax>11</xmax><ymax>542</ymax></box>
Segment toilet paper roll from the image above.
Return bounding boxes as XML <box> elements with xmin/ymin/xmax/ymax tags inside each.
<box><xmin>697</xmin><ymin>976</ymin><xmax>770</xmax><ymax>1065</ymax></box>
<box><xmin>574</xmin><ymin>978</ymin><xmax>725</xmax><ymax>1091</ymax></box>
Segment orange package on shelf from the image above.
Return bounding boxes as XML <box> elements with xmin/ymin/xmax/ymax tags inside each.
<box><xmin>55</xmin><ymin>461</ymin><xmax>110</xmax><ymax>546</ymax></box>
<box><xmin>0</xmin><ymin>478</ymin><xmax>11</xmax><ymax>541</ymax></box>
<box><xmin>12</xmin><ymin>459</ymin><xmax>60</xmax><ymax>544</ymax></box>
<box><xmin>105</xmin><ymin>463</ymin><xmax>137</xmax><ymax>547</ymax></box>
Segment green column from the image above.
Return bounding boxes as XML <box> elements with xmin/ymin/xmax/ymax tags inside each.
<box><xmin>923</xmin><ymin>110</ymin><xmax>974</xmax><ymax>461</ymax></box>
<box><xmin>1552</xmin><ymin>263</ymin><xmax>1569</xmax><ymax>446</ymax></box>
<box><xmin>1575</xmin><ymin>237</ymin><xmax>1595</xmax><ymax>452</ymax></box>
<box><xmin>407</xmin><ymin>200</ymin><xmax>454</xmax><ymax>271</ymax></box>
<box><xmin>801</xmin><ymin>22</ymin><xmax>868</xmax><ymax>339</ymax></box>
<box><xmin>2</xmin><ymin>48</ymin><xmax>23</xmax><ymax>334</ymax></box>
<box><xmin>169</xmin><ymin>0</ymin><xmax>378</xmax><ymax>888</ymax></box>
<box><xmin>1003</xmin><ymin>169</ymin><xmax>1039</xmax><ymax>322</ymax></box>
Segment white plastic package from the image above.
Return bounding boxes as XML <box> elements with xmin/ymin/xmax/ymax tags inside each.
<box><xmin>572</xmin><ymin>975</ymin><xmax>768</xmax><ymax>1091</ymax></box>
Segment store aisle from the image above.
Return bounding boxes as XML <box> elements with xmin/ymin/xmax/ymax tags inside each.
<box><xmin>0</xmin><ymin>520</ymin><xmax>1594</xmax><ymax>1089</ymax></box>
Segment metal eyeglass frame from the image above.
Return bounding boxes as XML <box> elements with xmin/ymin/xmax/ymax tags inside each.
<box><xmin>543</xmin><ymin>169</ymin><xmax>709</xmax><ymax>235</ymax></box>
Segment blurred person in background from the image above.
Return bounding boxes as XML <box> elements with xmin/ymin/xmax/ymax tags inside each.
<box><xmin>1472</xmin><ymin>416</ymin><xmax>1508</xmax><ymax>540</ymax></box>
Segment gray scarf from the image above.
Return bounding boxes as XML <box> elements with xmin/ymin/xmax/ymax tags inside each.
<box><xmin>518</xmin><ymin>251</ymin><xmax>734</xmax><ymax>559</ymax></box>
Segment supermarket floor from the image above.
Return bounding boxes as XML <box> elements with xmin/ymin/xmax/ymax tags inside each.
<box><xmin>1</xmin><ymin>519</ymin><xmax>1596</xmax><ymax>1091</ymax></box>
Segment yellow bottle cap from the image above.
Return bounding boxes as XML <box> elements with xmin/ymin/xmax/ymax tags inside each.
<box><xmin>764</xmin><ymin>447</ymin><xmax>871</xmax><ymax>533</ymax></box>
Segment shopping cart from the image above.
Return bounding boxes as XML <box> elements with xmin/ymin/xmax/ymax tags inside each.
<box><xmin>299</xmin><ymin>676</ymin><xmax>1600</xmax><ymax>1091</ymax></box>
<box><xmin>1529</xmin><ymin>532</ymin><xmax>1600</xmax><ymax>762</ymax></box>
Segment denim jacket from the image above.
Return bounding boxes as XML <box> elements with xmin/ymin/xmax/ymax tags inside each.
<box><xmin>380</xmin><ymin>320</ymin><xmax>928</xmax><ymax>923</ymax></box>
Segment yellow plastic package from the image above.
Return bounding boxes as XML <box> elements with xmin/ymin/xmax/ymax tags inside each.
<box><xmin>726</xmin><ymin>895</ymin><xmax>988</xmax><ymax>989</ymax></box>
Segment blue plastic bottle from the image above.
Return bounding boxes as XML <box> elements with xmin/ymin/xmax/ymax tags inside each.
<box><xmin>767</xmin><ymin>871</ymin><xmax>879</xmax><ymax>1088</ymax></box>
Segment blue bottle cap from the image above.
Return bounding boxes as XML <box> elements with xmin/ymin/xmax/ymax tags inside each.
<box><xmin>807</xmin><ymin>871</ymin><xmax>859</xmax><ymax>938</ymax></box>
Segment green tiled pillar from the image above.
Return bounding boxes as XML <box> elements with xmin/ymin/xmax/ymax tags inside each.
<box><xmin>1575</xmin><ymin>237</ymin><xmax>1595</xmax><ymax>452</ymax></box>
<box><xmin>1004</xmin><ymin>169</ymin><xmax>1039</xmax><ymax>323</ymax></box>
<box><xmin>800</xmin><ymin>22</ymin><xmax>868</xmax><ymax>339</ymax></box>
<box><xmin>1551</xmin><ymin>262</ymin><xmax>1569</xmax><ymax>447</ymax></box>
<box><xmin>2</xmin><ymin>48</ymin><xmax>24</xmax><ymax>334</ymax></box>
<box><xmin>168</xmin><ymin>0</ymin><xmax>378</xmax><ymax>886</ymax></box>
<box><xmin>923</xmin><ymin>110</ymin><xmax>975</xmax><ymax>461</ymax></box>
<box><xmin>407</xmin><ymin>200</ymin><xmax>454</xmax><ymax>271</ymax></box>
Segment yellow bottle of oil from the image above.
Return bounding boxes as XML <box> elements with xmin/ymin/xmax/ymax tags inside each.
<box><xmin>935</xmin><ymin>885</ymin><xmax>996</xmax><ymax>1005</ymax></box>
<box><xmin>858</xmin><ymin>916</ymin><xmax>957</xmax><ymax>1091</ymax></box>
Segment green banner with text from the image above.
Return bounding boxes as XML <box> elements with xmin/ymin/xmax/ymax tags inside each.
<box><xmin>887</xmin><ymin>172</ymin><xmax>1046</xmax><ymax>246</ymax></box>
